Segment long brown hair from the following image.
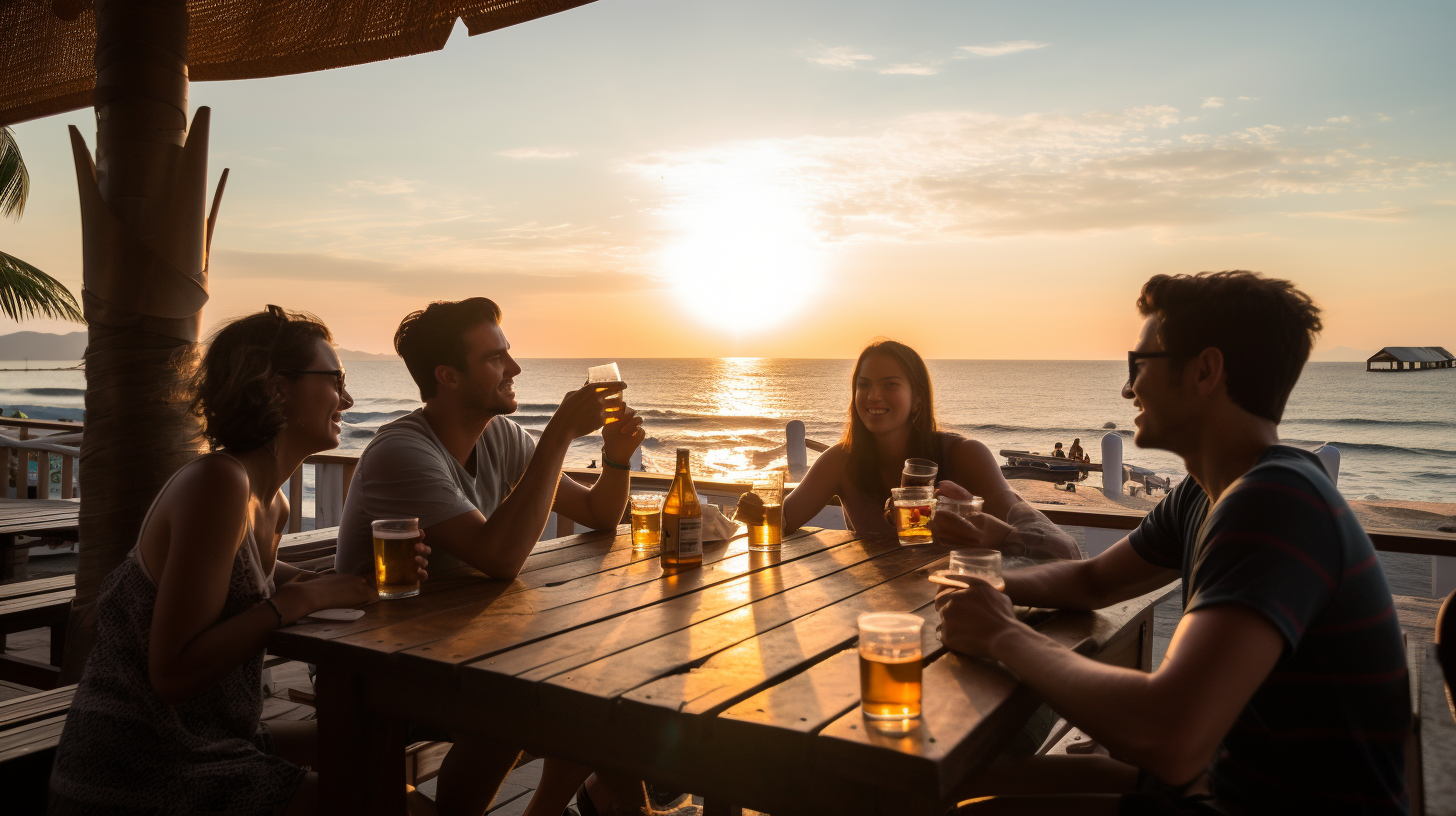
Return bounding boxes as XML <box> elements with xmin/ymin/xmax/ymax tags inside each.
<box><xmin>841</xmin><ymin>339</ymin><xmax>941</xmax><ymax>497</ymax></box>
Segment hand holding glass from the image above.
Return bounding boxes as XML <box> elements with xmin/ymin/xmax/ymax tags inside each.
<box><xmin>587</xmin><ymin>362</ymin><xmax>625</xmax><ymax>424</ymax></box>
<box><xmin>931</xmin><ymin>548</ymin><xmax>1003</xmax><ymax>591</ymax></box>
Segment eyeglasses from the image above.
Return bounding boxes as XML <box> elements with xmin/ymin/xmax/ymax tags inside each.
<box><xmin>285</xmin><ymin>369</ymin><xmax>347</xmax><ymax>391</ymax></box>
<box><xmin>1126</xmin><ymin>351</ymin><xmax>1175</xmax><ymax>386</ymax></box>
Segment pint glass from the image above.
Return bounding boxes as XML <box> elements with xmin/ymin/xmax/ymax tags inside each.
<box><xmin>587</xmin><ymin>362</ymin><xmax>624</xmax><ymax>424</ymax></box>
<box><xmin>891</xmin><ymin>486</ymin><xmax>935</xmax><ymax>545</ymax></box>
<box><xmin>372</xmin><ymin>518</ymin><xmax>421</xmax><ymax>599</ymax></box>
<box><xmin>901</xmin><ymin>458</ymin><xmax>938</xmax><ymax>488</ymax></box>
<box><xmin>932</xmin><ymin>548</ymin><xmax>1004</xmax><ymax>591</ymax></box>
<box><xmin>858</xmin><ymin>612</ymin><xmax>924</xmax><ymax>721</ymax></box>
<box><xmin>748</xmin><ymin>472</ymin><xmax>784</xmax><ymax>551</ymax></box>
<box><xmin>630</xmin><ymin>493</ymin><xmax>664</xmax><ymax>550</ymax></box>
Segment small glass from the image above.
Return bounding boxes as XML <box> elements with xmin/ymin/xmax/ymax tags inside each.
<box><xmin>630</xmin><ymin>493</ymin><xmax>664</xmax><ymax>550</ymax></box>
<box><xmin>890</xmin><ymin>486</ymin><xmax>935</xmax><ymax>545</ymax></box>
<box><xmin>936</xmin><ymin>495</ymin><xmax>984</xmax><ymax>520</ymax></box>
<box><xmin>901</xmin><ymin>458</ymin><xmax>938</xmax><ymax>488</ymax></box>
<box><xmin>371</xmin><ymin>518</ymin><xmax>421</xmax><ymax>599</ymax></box>
<box><xmin>587</xmin><ymin>362</ymin><xmax>624</xmax><ymax>424</ymax></box>
<box><xmin>748</xmin><ymin>473</ymin><xmax>784</xmax><ymax>551</ymax></box>
<box><xmin>932</xmin><ymin>548</ymin><xmax>1004</xmax><ymax>591</ymax></box>
<box><xmin>858</xmin><ymin>612</ymin><xmax>924</xmax><ymax>721</ymax></box>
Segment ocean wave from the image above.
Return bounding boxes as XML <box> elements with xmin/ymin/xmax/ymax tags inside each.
<box><xmin>1286</xmin><ymin>417</ymin><xmax>1455</xmax><ymax>429</ymax></box>
<box><xmin>2</xmin><ymin>387</ymin><xmax>86</xmax><ymax>397</ymax></box>
<box><xmin>343</xmin><ymin>410</ymin><xmax>412</xmax><ymax>425</ymax></box>
<box><xmin>1282</xmin><ymin>439</ymin><xmax>1456</xmax><ymax>460</ymax></box>
<box><xmin>0</xmin><ymin>404</ymin><xmax>85</xmax><ymax>421</ymax></box>
<box><xmin>948</xmin><ymin>422</ymin><xmax>1134</xmax><ymax>439</ymax></box>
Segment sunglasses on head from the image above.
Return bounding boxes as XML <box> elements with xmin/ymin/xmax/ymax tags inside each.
<box><xmin>1126</xmin><ymin>351</ymin><xmax>1174</xmax><ymax>385</ymax></box>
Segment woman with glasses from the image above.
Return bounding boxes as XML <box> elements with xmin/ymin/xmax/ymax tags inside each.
<box><xmin>49</xmin><ymin>306</ymin><xmax>428</xmax><ymax>816</ymax></box>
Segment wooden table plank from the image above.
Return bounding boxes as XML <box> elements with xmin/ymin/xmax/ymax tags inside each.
<box><xmin>0</xmin><ymin>684</ymin><xmax>76</xmax><ymax>729</ymax></box>
<box><xmin>316</xmin><ymin>529</ymin><xmax>837</xmax><ymax>676</ymax></box>
<box><xmin>0</xmin><ymin>713</ymin><xmax>66</xmax><ymax>763</ymax></box>
<box><xmin>0</xmin><ymin>574</ymin><xmax>74</xmax><ymax>601</ymax></box>
<box><xmin>1422</xmin><ymin>645</ymin><xmax>1456</xmax><ymax>815</ymax></box>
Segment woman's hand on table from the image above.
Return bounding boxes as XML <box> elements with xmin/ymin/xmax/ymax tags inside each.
<box><xmin>927</xmin><ymin>507</ymin><xmax>1013</xmax><ymax>550</ymax></box>
<box><xmin>274</xmin><ymin>574</ymin><xmax>377</xmax><ymax>624</ymax></box>
<box><xmin>934</xmin><ymin>577</ymin><xmax>1020</xmax><ymax>658</ymax></box>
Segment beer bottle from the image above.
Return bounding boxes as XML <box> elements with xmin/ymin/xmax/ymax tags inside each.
<box><xmin>660</xmin><ymin>448</ymin><xmax>703</xmax><ymax>569</ymax></box>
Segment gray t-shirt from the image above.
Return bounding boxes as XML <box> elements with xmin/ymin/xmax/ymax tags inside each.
<box><xmin>335</xmin><ymin>409</ymin><xmax>537</xmax><ymax>580</ymax></box>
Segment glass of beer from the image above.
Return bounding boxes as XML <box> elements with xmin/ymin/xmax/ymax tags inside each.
<box><xmin>901</xmin><ymin>458</ymin><xmax>938</xmax><ymax>488</ymax></box>
<box><xmin>933</xmin><ymin>548</ymin><xmax>1004</xmax><ymax>591</ymax></box>
<box><xmin>630</xmin><ymin>493</ymin><xmax>664</xmax><ymax>551</ymax></box>
<box><xmin>891</xmin><ymin>486</ymin><xmax>935</xmax><ymax>545</ymax></box>
<box><xmin>748</xmin><ymin>472</ymin><xmax>784</xmax><ymax>551</ymax></box>
<box><xmin>858</xmin><ymin>612</ymin><xmax>924</xmax><ymax>721</ymax></box>
<box><xmin>936</xmin><ymin>495</ymin><xmax>984</xmax><ymax>521</ymax></box>
<box><xmin>371</xmin><ymin>518</ymin><xmax>421</xmax><ymax>599</ymax></box>
<box><xmin>587</xmin><ymin>362</ymin><xmax>624</xmax><ymax>424</ymax></box>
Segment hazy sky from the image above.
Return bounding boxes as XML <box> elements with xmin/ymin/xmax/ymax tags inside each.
<box><xmin>3</xmin><ymin>0</ymin><xmax>1453</xmax><ymax>358</ymax></box>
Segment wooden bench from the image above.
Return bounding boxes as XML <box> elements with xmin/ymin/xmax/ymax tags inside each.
<box><xmin>0</xmin><ymin>582</ymin><xmax>72</xmax><ymax>689</ymax></box>
<box><xmin>0</xmin><ymin>684</ymin><xmax>76</xmax><ymax>813</ymax></box>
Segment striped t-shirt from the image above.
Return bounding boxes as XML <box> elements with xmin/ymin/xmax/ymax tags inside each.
<box><xmin>1129</xmin><ymin>445</ymin><xmax>1409</xmax><ymax>815</ymax></box>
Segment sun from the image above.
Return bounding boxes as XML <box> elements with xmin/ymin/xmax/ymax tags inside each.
<box><xmin>655</xmin><ymin>152</ymin><xmax>823</xmax><ymax>333</ymax></box>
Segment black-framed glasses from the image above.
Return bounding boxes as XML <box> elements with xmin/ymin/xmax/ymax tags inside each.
<box><xmin>1126</xmin><ymin>351</ymin><xmax>1174</xmax><ymax>385</ymax></box>
<box><xmin>285</xmin><ymin>369</ymin><xmax>347</xmax><ymax>391</ymax></box>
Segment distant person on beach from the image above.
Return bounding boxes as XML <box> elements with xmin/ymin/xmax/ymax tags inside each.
<box><xmin>735</xmin><ymin>338</ymin><xmax>1079</xmax><ymax>562</ymax></box>
<box><xmin>50</xmin><ymin>306</ymin><xmax>421</xmax><ymax>816</ymax></box>
<box><xmin>335</xmin><ymin>298</ymin><xmax>653</xmax><ymax>816</ymax></box>
<box><xmin>940</xmin><ymin>271</ymin><xmax>1409</xmax><ymax>815</ymax></box>
<box><xmin>1053</xmin><ymin>442</ymin><xmax>1066</xmax><ymax>458</ymax></box>
<box><xmin>1068</xmin><ymin>438</ymin><xmax>1085</xmax><ymax>461</ymax></box>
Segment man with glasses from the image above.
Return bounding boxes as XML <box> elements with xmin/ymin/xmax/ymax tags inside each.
<box><xmin>936</xmin><ymin>271</ymin><xmax>1409</xmax><ymax>815</ymax></box>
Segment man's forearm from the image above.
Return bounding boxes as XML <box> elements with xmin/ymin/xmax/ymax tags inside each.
<box><xmin>1004</xmin><ymin>559</ymin><xmax>1105</xmax><ymax>610</ymax></box>
<box><xmin>999</xmin><ymin>501</ymin><xmax>1081</xmax><ymax>561</ymax></box>
<box><xmin>989</xmin><ymin>624</ymin><xmax>1181</xmax><ymax>777</ymax></box>
<box><xmin>582</xmin><ymin>466</ymin><xmax>631</xmax><ymax>530</ymax></box>
<box><xmin>475</xmin><ymin>433</ymin><xmax>573</xmax><ymax>578</ymax></box>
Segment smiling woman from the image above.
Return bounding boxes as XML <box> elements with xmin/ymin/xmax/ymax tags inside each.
<box><xmin>656</xmin><ymin>156</ymin><xmax>823</xmax><ymax>333</ymax></box>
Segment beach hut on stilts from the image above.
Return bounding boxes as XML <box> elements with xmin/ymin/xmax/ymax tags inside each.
<box><xmin>1365</xmin><ymin>346</ymin><xmax>1455</xmax><ymax>372</ymax></box>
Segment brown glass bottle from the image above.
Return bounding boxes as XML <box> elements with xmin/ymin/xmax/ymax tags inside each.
<box><xmin>660</xmin><ymin>448</ymin><xmax>703</xmax><ymax>569</ymax></box>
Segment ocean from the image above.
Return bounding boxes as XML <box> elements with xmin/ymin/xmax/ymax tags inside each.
<box><xmin>3</xmin><ymin>358</ymin><xmax>1454</xmax><ymax>504</ymax></box>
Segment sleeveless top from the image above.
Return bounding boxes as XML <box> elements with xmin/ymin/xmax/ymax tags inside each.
<box><xmin>837</xmin><ymin>432</ymin><xmax>968</xmax><ymax>535</ymax></box>
<box><xmin>49</xmin><ymin>455</ymin><xmax>307</xmax><ymax>816</ymax></box>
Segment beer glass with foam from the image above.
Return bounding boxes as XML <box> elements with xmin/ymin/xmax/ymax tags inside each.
<box><xmin>858</xmin><ymin>612</ymin><xmax>924</xmax><ymax>721</ymax></box>
<box><xmin>371</xmin><ymin>518</ymin><xmax>421</xmax><ymax>599</ymax></box>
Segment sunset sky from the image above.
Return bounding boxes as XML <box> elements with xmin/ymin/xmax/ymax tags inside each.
<box><xmin>3</xmin><ymin>0</ymin><xmax>1453</xmax><ymax>359</ymax></box>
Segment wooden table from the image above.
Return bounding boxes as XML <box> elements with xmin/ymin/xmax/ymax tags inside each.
<box><xmin>269</xmin><ymin>526</ymin><xmax>1172</xmax><ymax>816</ymax></box>
<box><xmin>0</xmin><ymin>498</ymin><xmax>81</xmax><ymax>580</ymax></box>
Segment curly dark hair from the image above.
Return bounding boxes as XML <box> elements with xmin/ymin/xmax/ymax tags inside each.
<box><xmin>394</xmin><ymin>297</ymin><xmax>503</xmax><ymax>400</ymax></box>
<box><xmin>1137</xmin><ymin>270</ymin><xmax>1323</xmax><ymax>423</ymax></box>
<box><xmin>184</xmin><ymin>305</ymin><xmax>334</xmax><ymax>452</ymax></box>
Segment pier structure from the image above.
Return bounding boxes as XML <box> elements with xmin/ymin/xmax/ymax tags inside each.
<box><xmin>1366</xmin><ymin>346</ymin><xmax>1455</xmax><ymax>371</ymax></box>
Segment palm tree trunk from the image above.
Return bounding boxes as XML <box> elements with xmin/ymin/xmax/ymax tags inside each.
<box><xmin>60</xmin><ymin>0</ymin><xmax>220</xmax><ymax>681</ymax></box>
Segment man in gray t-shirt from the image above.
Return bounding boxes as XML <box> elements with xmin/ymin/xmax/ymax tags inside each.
<box><xmin>336</xmin><ymin>298</ymin><xmax>647</xmax><ymax>816</ymax></box>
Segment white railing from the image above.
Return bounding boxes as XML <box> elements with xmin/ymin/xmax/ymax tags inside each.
<box><xmin>0</xmin><ymin>418</ymin><xmax>83</xmax><ymax>500</ymax></box>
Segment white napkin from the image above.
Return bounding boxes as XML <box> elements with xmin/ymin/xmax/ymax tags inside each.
<box><xmin>701</xmin><ymin>502</ymin><xmax>741</xmax><ymax>542</ymax></box>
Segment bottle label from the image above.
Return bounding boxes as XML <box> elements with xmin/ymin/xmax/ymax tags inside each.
<box><xmin>662</xmin><ymin>515</ymin><xmax>703</xmax><ymax>559</ymax></box>
<box><xmin>677</xmin><ymin>517</ymin><xmax>702</xmax><ymax>557</ymax></box>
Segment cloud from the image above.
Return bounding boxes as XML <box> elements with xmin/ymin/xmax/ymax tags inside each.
<box><xmin>630</xmin><ymin>106</ymin><xmax>1452</xmax><ymax>240</ymax></box>
<box><xmin>807</xmin><ymin>47</ymin><xmax>875</xmax><ymax>67</ymax></box>
<box><xmin>879</xmin><ymin>63</ymin><xmax>939</xmax><ymax>75</ymax></box>
<box><xmin>497</xmin><ymin>148</ymin><xmax>579</xmax><ymax>159</ymax></box>
<box><xmin>1436</xmin><ymin>200</ymin><xmax>1456</xmax><ymax>206</ymax></box>
<box><xmin>959</xmin><ymin>41</ymin><xmax>1048</xmax><ymax>57</ymax></box>
<box><xmin>1280</xmin><ymin>207</ymin><xmax>1409</xmax><ymax>221</ymax></box>
<box><xmin>1377</xmin><ymin>113</ymin><xmax>1393</xmax><ymax>122</ymax></box>
<box><xmin>340</xmin><ymin>178</ymin><xmax>419</xmax><ymax>195</ymax></box>
<box><xmin>1201</xmin><ymin>97</ymin><xmax>1225</xmax><ymax>109</ymax></box>
<box><xmin>1326</xmin><ymin>116</ymin><xmax>1352</xmax><ymax>124</ymax></box>
<box><xmin>211</xmin><ymin>249</ymin><xmax>660</xmax><ymax>297</ymax></box>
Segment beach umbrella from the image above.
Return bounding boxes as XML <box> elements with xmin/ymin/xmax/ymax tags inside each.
<box><xmin>1</xmin><ymin>0</ymin><xmax>599</xmax><ymax>680</ymax></box>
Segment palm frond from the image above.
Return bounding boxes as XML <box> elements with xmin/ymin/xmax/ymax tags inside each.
<box><xmin>0</xmin><ymin>251</ymin><xmax>85</xmax><ymax>323</ymax></box>
<box><xmin>0</xmin><ymin>127</ymin><xmax>29</xmax><ymax>220</ymax></box>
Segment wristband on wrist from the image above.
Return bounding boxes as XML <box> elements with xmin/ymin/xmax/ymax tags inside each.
<box><xmin>263</xmin><ymin>597</ymin><xmax>285</xmax><ymax>628</ymax></box>
<box><xmin>602</xmin><ymin>452</ymin><xmax>631</xmax><ymax>471</ymax></box>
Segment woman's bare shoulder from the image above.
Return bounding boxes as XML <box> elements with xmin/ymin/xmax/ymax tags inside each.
<box><xmin>156</xmin><ymin>454</ymin><xmax>251</xmax><ymax>516</ymax></box>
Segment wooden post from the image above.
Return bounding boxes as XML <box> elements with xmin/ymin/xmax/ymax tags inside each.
<box><xmin>61</xmin><ymin>454</ymin><xmax>74</xmax><ymax>500</ymax></box>
<box><xmin>288</xmin><ymin>467</ymin><xmax>304</xmax><ymax>533</ymax></box>
<box><xmin>41</xmin><ymin>452</ymin><xmax>56</xmax><ymax>500</ymax></box>
<box><xmin>316</xmin><ymin>464</ymin><xmax>344</xmax><ymax>528</ymax></box>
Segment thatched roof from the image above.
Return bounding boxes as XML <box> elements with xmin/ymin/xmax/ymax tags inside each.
<box><xmin>1</xmin><ymin>0</ymin><xmax>597</xmax><ymax>126</ymax></box>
